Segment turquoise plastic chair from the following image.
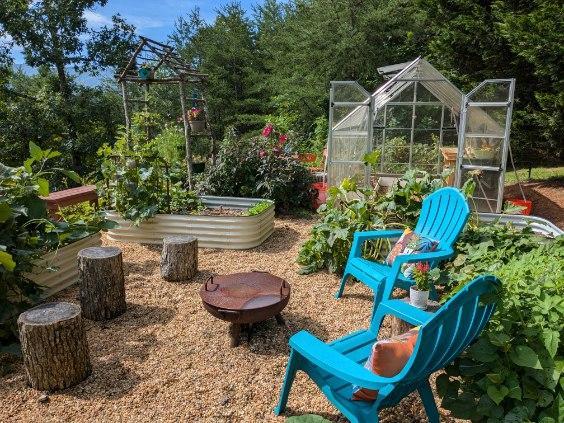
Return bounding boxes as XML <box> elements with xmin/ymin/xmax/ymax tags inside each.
<box><xmin>335</xmin><ymin>187</ymin><xmax>470</xmax><ymax>300</ymax></box>
<box><xmin>274</xmin><ymin>274</ymin><xmax>500</xmax><ymax>423</ymax></box>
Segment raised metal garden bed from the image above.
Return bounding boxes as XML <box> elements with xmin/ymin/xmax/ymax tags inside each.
<box><xmin>25</xmin><ymin>232</ymin><xmax>103</xmax><ymax>297</ymax></box>
<box><xmin>105</xmin><ymin>196</ymin><xmax>275</xmax><ymax>249</ymax></box>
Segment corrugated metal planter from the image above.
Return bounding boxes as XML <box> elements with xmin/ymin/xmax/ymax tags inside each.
<box><xmin>105</xmin><ymin>196</ymin><xmax>275</xmax><ymax>249</ymax></box>
<box><xmin>25</xmin><ymin>232</ymin><xmax>102</xmax><ymax>297</ymax></box>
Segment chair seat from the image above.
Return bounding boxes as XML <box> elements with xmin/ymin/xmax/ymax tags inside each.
<box><xmin>348</xmin><ymin>258</ymin><xmax>413</xmax><ymax>291</ymax></box>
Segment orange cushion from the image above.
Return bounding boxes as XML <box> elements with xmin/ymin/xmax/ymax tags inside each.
<box><xmin>351</xmin><ymin>328</ymin><xmax>419</xmax><ymax>401</ymax></box>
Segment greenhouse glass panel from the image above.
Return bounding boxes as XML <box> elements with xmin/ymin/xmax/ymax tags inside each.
<box><xmin>456</xmin><ymin>79</ymin><xmax>515</xmax><ymax>213</ymax></box>
<box><xmin>327</xmin><ymin>81</ymin><xmax>373</xmax><ymax>186</ymax></box>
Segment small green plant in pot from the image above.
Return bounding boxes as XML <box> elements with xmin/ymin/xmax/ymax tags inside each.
<box><xmin>410</xmin><ymin>261</ymin><xmax>431</xmax><ymax>309</ymax></box>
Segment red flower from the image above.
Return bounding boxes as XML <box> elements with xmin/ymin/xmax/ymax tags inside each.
<box><xmin>415</xmin><ymin>262</ymin><xmax>430</xmax><ymax>273</ymax></box>
<box><xmin>278</xmin><ymin>134</ymin><xmax>288</xmax><ymax>145</ymax></box>
<box><xmin>261</xmin><ymin>124</ymin><xmax>274</xmax><ymax>137</ymax></box>
<box><xmin>259</xmin><ymin>150</ymin><xmax>267</xmax><ymax>158</ymax></box>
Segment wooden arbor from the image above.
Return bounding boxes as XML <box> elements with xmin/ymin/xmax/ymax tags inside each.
<box><xmin>116</xmin><ymin>36</ymin><xmax>208</xmax><ymax>188</ymax></box>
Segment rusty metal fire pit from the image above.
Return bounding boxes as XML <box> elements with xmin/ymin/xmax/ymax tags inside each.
<box><xmin>199</xmin><ymin>271</ymin><xmax>290</xmax><ymax>347</ymax></box>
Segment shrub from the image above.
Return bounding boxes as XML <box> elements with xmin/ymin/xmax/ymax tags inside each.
<box><xmin>1</xmin><ymin>143</ymin><xmax>114</xmax><ymax>345</ymax></box>
<box><xmin>438</xmin><ymin>237</ymin><xmax>564</xmax><ymax>422</ymax></box>
<box><xmin>197</xmin><ymin>125</ymin><xmax>314</xmax><ymax>213</ymax></box>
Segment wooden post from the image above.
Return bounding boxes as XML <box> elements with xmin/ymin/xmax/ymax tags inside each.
<box><xmin>120</xmin><ymin>80</ymin><xmax>131</xmax><ymax>149</ymax></box>
<box><xmin>160</xmin><ymin>235</ymin><xmax>198</xmax><ymax>281</ymax></box>
<box><xmin>179</xmin><ymin>80</ymin><xmax>193</xmax><ymax>189</ymax></box>
<box><xmin>18</xmin><ymin>302</ymin><xmax>91</xmax><ymax>391</ymax></box>
<box><xmin>78</xmin><ymin>247</ymin><xmax>126</xmax><ymax>321</ymax></box>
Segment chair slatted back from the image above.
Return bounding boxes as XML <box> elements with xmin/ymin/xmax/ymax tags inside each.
<box><xmin>399</xmin><ymin>275</ymin><xmax>500</xmax><ymax>385</ymax></box>
<box><xmin>414</xmin><ymin>187</ymin><xmax>470</xmax><ymax>247</ymax></box>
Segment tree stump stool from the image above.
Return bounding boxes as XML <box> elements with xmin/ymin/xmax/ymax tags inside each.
<box><xmin>160</xmin><ymin>235</ymin><xmax>198</xmax><ymax>281</ymax></box>
<box><xmin>389</xmin><ymin>297</ymin><xmax>440</xmax><ymax>336</ymax></box>
<box><xmin>18</xmin><ymin>302</ymin><xmax>91</xmax><ymax>391</ymax></box>
<box><xmin>78</xmin><ymin>247</ymin><xmax>126</xmax><ymax>321</ymax></box>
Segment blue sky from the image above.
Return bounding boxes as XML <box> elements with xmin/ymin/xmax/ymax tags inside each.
<box><xmin>8</xmin><ymin>0</ymin><xmax>257</xmax><ymax>64</ymax></box>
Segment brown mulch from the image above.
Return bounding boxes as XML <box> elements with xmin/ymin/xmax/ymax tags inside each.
<box><xmin>504</xmin><ymin>179</ymin><xmax>564</xmax><ymax>229</ymax></box>
<box><xmin>0</xmin><ymin>218</ymin><xmax>463</xmax><ymax>423</ymax></box>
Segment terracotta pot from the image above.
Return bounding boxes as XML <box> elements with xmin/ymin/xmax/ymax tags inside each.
<box><xmin>409</xmin><ymin>286</ymin><xmax>429</xmax><ymax>310</ymax></box>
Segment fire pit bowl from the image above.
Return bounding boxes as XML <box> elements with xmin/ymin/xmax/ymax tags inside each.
<box><xmin>199</xmin><ymin>271</ymin><xmax>291</xmax><ymax>346</ymax></box>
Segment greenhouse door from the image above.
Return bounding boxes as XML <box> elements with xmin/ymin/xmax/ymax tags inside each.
<box><xmin>455</xmin><ymin>79</ymin><xmax>516</xmax><ymax>213</ymax></box>
<box><xmin>327</xmin><ymin>81</ymin><xmax>374</xmax><ymax>187</ymax></box>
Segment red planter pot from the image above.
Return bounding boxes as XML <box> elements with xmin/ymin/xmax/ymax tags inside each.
<box><xmin>312</xmin><ymin>182</ymin><xmax>327</xmax><ymax>210</ymax></box>
<box><xmin>505</xmin><ymin>198</ymin><xmax>533</xmax><ymax>215</ymax></box>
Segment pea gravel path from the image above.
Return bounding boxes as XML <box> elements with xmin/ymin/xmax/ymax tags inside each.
<box><xmin>0</xmin><ymin>217</ymin><xmax>464</xmax><ymax>422</ymax></box>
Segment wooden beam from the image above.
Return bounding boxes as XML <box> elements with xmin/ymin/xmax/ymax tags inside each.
<box><xmin>118</xmin><ymin>39</ymin><xmax>146</xmax><ymax>82</ymax></box>
<box><xmin>179</xmin><ymin>81</ymin><xmax>193</xmax><ymax>189</ymax></box>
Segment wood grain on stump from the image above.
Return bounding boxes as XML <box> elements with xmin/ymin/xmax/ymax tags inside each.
<box><xmin>390</xmin><ymin>297</ymin><xmax>440</xmax><ymax>336</ymax></box>
<box><xmin>78</xmin><ymin>247</ymin><xmax>126</xmax><ymax>321</ymax></box>
<box><xmin>161</xmin><ymin>235</ymin><xmax>198</xmax><ymax>281</ymax></box>
<box><xmin>18</xmin><ymin>302</ymin><xmax>91</xmax><ymax>391</ymax></box>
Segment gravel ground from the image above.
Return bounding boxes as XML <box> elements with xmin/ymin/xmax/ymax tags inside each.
<box><xmin>0</xmin><ymin>217</ymin><xmax>463</xmax><ymax>422</ymax></box>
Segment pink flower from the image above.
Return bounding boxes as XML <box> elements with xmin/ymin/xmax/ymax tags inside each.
<box><xmin>259</xmin><ymin>150</ymin><xmax>267</xmax><ymax>158</ymax></box>
<box><xmin>415</xmin><ymin>262</ymin><xmax>430</xmax><ymax>273</ymax></box>
<box><xmin>278</xmin><ymin>134</ymin><xmax>288</xmax><ymax>145</ymax></box>
<box><xmin>261</xmin><ymin>124</ymin><xmax>274</xmax><ymax>137</ymax></box>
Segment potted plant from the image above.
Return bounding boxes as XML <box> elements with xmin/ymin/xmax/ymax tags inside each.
<box><xmin>138</xmin><ymin>63</ymin><xmax>154</xmax><ymax>80</ymax></box>
<box><xmin>187</xmin><ymin>107</ymin><xmax>206</xmax><ymax>133</ymax></box>
<box><xmin>410</xmin><ymin>262</ymin><xmax>431</xmax><ymax>309</ymax></box>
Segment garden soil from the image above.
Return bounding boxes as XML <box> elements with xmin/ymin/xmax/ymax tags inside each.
<box><xmin>1</xmin><ymin>217</ymin><xmax>467</xmax><ymax>422</ymax></box>
<box><xmin>504</xmin><ymin>179</ymin><xmax>564</xmax><ymax>229</ymax></box>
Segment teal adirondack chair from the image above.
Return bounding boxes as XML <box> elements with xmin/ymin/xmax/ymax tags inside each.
<box><xmin>274</xmin><ymin>274</ymin><xmax>501</xmax><ymax>423</ymax></box>
<box><xmin>335</xmin><ymin>187</ymin><xmax>470</xmax><ymax>300</ymax></box>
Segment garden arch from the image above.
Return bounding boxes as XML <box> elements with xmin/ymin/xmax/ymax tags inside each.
<box><xmin>116</xmin><ymin>36</ymin><xmax>208</xmax><ymax>188</ymax></box>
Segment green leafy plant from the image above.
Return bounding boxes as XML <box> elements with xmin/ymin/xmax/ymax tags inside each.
<box><xmin>1</xmin><ymin>142</ymin><xmax>110</xmax><ymax>346</ymax></box>
<box><xmin>98</xmin><ymin>121</ymin><xmax>202</xmax><ymax>224</ymax></box>
<box><xmin>244</xmin><ymin>200</ymin><xmax>273</xmax><ymax>216</ymax></box>
<box><xmin>438</xmin><ymin>237</ymin><xmax>564</xmax><ymax>422</ymax></box>
<box><xmin>297</xmin><ymin>169</ymin><xmax>461</xmax><ymax>274</ymax></box>
<box><xmin>440</xmin><ymin>221</ymin><xmax>542</xmax><ymax>291</ymax></box>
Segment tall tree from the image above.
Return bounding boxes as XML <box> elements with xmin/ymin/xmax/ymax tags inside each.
<box><xmin>0</xmin><ymin>0</ymin><xmax>135</xmax><ymax>168</ymax></box>
<box><xmin>418</xmin><ymin>0</ymin><xmax>564</xmax><ymax>162</ymax></box>
<box><xmin>172</xmin><ymin>3</ymin><xmax>268</xmax><ymax>138</ymax></box>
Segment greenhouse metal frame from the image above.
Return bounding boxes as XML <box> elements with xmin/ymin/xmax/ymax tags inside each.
<box><xmin>327</xmin><ymin>57</ymin><xmax>515</xmax><ymax>213</ymax></box>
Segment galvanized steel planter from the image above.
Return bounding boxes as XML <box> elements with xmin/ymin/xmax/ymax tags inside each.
<box><xmin>26</xmin><ymin>232</ymin><xmax>102</xmax><ymax>297</ymax></box>
<box><xmin>105</xmin><ymin>196</ymin><xmax>275</xmax><ymax>249</ymax></box>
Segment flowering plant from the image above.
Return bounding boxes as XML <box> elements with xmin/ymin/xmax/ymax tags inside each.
<box><xmin>412</xmin><ymin>261</ymin><xmax>431</xmax><ymax>291</ymax></box>
<box><xmin>187</xmin><ymin>107</ymin><xmax>205</xmax><ymax>121</ymax></box>
<box><xmin>260</xmin><ymin>123</ymin><xmax>290</xmax><ymax>155</ymax></box>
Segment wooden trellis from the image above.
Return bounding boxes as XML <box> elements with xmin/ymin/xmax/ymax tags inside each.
<box><xmin>115</xmin><ymin>36</ymin><xmax>208</xmax><ymax>188</ymax></box>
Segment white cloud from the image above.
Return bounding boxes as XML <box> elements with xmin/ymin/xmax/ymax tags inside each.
<box><xmin>127</xmin><ymin>15</ymin><xmax>164</xmax><ymax>30</ymax></box>
<box><xmin>84</xmin><ymin>10</ymin><xmax>112</xmax><ymax>27</ymax></box>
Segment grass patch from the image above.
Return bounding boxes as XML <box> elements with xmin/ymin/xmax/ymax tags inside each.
<box><xmin>504</xmin><ymin>166</ymin><xmax>564</xmax><ymax>185</ymax></box>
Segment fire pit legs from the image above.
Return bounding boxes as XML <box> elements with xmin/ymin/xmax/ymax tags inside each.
<box><xmin>275</xmin><ymin>313</ymin><xmax>285</xmax><ymax>325</ymax></box>
<box><xmin>229</xmin><ymin>323</ymin><xmax>241</xmax><ymax>347</ymax></box>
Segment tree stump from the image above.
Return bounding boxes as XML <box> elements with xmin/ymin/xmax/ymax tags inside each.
<box><xmin>18</xmin><ymin>302</ymin><xmax>91</xmax><ymax>391</ymax></box>
<box><xmin>160</xmin><ymin>235</ymin><xmax>198</xmax><ymax>281</ymax></box>
<box><xmin>389</xmin><ymin>297</ymin><xmax>441</xmax><ymax>336</ymax></box>
<box><xmin>78</xmin><ymin>246</ymin><xmax>126</xmax><ymax>321</ymax></box>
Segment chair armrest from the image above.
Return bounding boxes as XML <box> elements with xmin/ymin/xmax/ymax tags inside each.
<box><xmin>289</xmin><ymin>330</ymin><xmax>391</xmax><ymax>389</ymax></box>
<box><xmin>389</xmin><ymin>247</ymin><xmax>454</xmax><ymax>276</ymax></box>
<box><xmin>350</xmin><ymin>229</ymin><xmax>404</xmax><ymax>257</ymax></box>
<box><xmin>378</xmin><ymin>300</ymin><xmax>435</xmax><ymax>326</ymax></box>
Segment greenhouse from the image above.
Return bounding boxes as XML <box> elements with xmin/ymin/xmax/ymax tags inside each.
<box><xmin>327</xmin><ymin>57</ymin><xmax>515</xmax><ymax>213</ymax></box>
